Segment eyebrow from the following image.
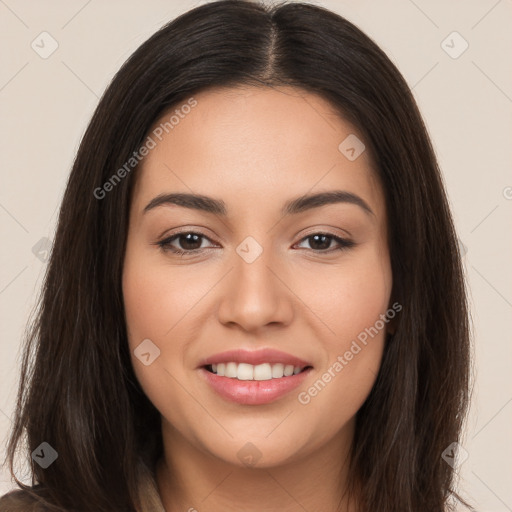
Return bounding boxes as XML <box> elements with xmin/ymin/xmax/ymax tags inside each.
<box><xmin>143</xmin><ymin>190</ymin><xmax>375</xmax><ymax>217</ymax></box>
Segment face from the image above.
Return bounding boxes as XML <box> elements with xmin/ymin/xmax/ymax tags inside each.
<box><xmin>122</xmin><ymin>85</ymin><xmax>393</xmax><ymax>469</ymax></box>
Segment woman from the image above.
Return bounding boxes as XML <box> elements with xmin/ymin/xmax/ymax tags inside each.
<box><xmin>0</xmin><ymin>0</ymin><xmax>474</xmax><ymax>510</ymax></box>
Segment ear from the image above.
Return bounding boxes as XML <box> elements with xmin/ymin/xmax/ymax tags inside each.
<box><xmin>384</xmin><ymin>297</ymin><xmax>401</xmax><ymax>336</ymax></box>
<box><xmin>386</xmin><ymin>316</ymin><xmax>397</xmax><ymax>336</ymax></box>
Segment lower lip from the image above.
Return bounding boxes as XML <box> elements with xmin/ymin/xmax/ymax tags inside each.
<box><xmin>199</xmin><ymin>367</ymin><xmax>312</xmax><ymax>405</ymax></box>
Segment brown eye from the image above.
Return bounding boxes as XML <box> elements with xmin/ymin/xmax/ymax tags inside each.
<box><xmin>295</xmin><ymin>233</ymin><xmax>355</xmax><ymax>252</ymax></box>
<box><xmin>172</xmin><ymin>233</ymin><xmax>203</xmax><ymax>251</ymax></box>
<box><xmin>157</xmin><ymin>231</ymin><xmax>216</xmax><ymax>255</ymax></box>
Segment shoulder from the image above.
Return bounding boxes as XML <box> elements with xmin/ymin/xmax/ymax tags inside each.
<box><xmin>0</xmin><ymin>488</ymin><xmax>52</xmax><ymax>512</ymax></box>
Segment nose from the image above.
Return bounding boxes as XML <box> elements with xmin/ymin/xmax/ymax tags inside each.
<box><xmin>216</xmin><ymin>245</ymin><xmax>294</xmax><ymax>332</ymax></box>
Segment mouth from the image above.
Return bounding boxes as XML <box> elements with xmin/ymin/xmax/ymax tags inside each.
<box><xmin>204</xmin><ymin>362</ymin><xmax>313</xmax><ymax>381</ymax></box>
<box><xmin>197</xmin><ymin>349</ymin><xmax>314</xmax><ymax>405</ymax></box>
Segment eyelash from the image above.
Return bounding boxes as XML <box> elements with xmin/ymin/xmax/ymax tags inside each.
<box><xmin>156</xmin><ymin>230</ymin><xmax>356</xmax><ymax>256</ymax></box>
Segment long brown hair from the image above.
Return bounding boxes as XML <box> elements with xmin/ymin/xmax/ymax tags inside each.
<box><xmin>1</xmin><ymin>1</ymin><xmax>474</xmax><ymax>510</ymax></box>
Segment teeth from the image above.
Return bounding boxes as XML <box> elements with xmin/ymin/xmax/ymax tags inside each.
<box><xmin>237</xmin><ymin>363</ymin><xmax>254</xmax><ymax>380</ymax></box>
<box><xmin>271</xmin><ymin>363</ymin><xmax>284</xmax><ymax>378</ymax></box>
<box><xmin>208</xmin><ymin>362</ymin><xmax>305</xmax><ymax>380</ymax></box>
<box><xmin>253</xmin><ymin>363</ymin><xmax>271</xmax><ymax>381</ymax></box>
<box><xmin>225</xmin><ymin>362</ymin><xmax>238</xmax><ymax>378</ymax></box>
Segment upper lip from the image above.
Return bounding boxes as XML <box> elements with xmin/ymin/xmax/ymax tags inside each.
<box><xmin>197</xmin><ymin>348</ymin><xmax>312</xmax><ymax>369</ymax></box>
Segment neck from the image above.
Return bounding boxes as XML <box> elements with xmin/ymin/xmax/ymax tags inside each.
<box><xmin>155</xmin><ymin>419</ymin><xmax>359</xmax><ymax>512</ymax></box>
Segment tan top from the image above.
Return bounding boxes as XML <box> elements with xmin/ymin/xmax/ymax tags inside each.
<box><xmin>0</xmin><ymin>461</ymin><xmax>167</xmax><ymax>512</ymax></box>
<box><xmin>139</xmin><ymin>460</ymin><xmax>167</xmax><ymax>512</ymax></box>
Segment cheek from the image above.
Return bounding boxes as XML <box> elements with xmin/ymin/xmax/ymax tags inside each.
<box><xmin>123</xmin><ymin>262</ymin><xmax>168</xmax><ymax>347</ymax></box>
<box><xmin>122</xmin><ymin>249</ymin><xmax>205</xmax><ymax>349</ymax></box>
<box><xmin>302</xmin><ymin>249</ymin><xmax>392</xmax><ymax>344</ymax></box>
<box><xmin>294</xmin><ymin>249</ymin><xmax>392</xmax><ymax>417</ymax></box>
<box><xmin>123</xmin><ymin>258</ymin><xmax>197</xmax><ymax>432</ymax></box>
<box><xmin>122</xmin><ymin>248</ymin><xmax>213</xmax><ymax>411</ymax></box>
<box><xmin>122</xmin><ymin>249</ymin><xmax>175</xmax><ymax>392</ymax></box>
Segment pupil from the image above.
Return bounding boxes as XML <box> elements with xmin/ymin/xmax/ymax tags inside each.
<box><xmin>180</xmin><ymin>233</ymin><xmax>201</xmax><ymax>250</ymax></box>
<box><xmin>311</xmin><ymin>234</ymin><xmax>330</xmax><ymax>250</ymax></box>
<box><xmin>177</xmin><ymin>234</ymin><xmax>332</xmax><ymax>251</ymax></box>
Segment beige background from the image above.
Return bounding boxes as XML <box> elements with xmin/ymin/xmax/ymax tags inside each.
<box><xmin>1</xmin><ymin>0</ymin><xmax>511</xmax><ymax>510</ymax></box>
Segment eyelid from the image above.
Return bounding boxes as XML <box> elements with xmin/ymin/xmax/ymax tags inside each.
<box><xmin>155</xmin><ymin>227</ymin><xmax>355</xmax><ymax>256</ymax></box>
<box><xmin>156</xmin><ymin>224</ymin><xmax>219</xmax><ymax>242</ymax></box>
<box><xmin>298</xmin><ymin>224</ymin><xmax>353</xmax><ymax>239</ymax></box>
<box><xmin>159</xmin><ymin>224</ymin><xmax>352</xmax><ymax>243</ymax></box>
<box><xmin>156</xmin><ymin>229</ymin><xmax>219</xmax><ymax>250</ymax></box>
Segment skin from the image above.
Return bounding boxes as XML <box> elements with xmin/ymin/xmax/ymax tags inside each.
<box><xmin>122</xmin><ymin>85</ymin><xmax>394</xmax><ymax>512</ymax></box>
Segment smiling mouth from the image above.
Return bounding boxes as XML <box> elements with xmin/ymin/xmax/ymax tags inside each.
<box><xmin>204</xmin><ymin>362</ymin><xmax>313</xmax><ymax>381</ymax></box>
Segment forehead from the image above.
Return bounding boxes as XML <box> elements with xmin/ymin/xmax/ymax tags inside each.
<box><xmin>131</xmin><ymin>85</ymin><xmax>385</xmax><ymax>220</ymax></box>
